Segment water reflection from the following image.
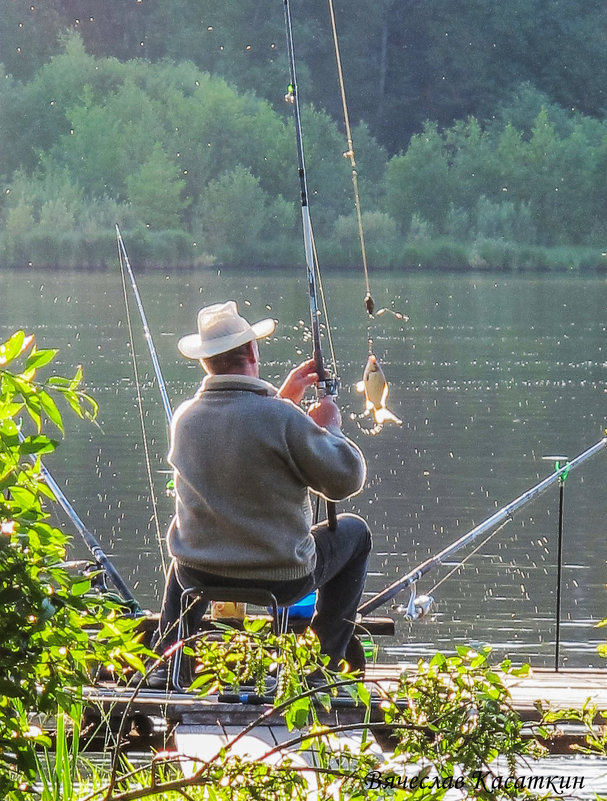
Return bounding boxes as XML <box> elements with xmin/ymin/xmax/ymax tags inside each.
<box><xmin>2</xmin><ymin>268</ymin><xmax>607</xmax><ymax>666</ymax></box>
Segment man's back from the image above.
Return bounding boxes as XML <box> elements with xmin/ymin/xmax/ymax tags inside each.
<box><xmin>167</xmin><ymin>373</ymin><xmax>365</xmax><ymax>582</ymax></box>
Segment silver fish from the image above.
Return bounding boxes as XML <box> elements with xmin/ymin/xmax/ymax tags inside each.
<box><xmin>355</xmin><ymin>353</ymin><xmax>402</xmax><ymax>426</ymax></box>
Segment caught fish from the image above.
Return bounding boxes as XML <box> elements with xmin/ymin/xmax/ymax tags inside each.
<box><xmin>355</xmin><ymin>354</ymin><xmax>402</xmax><ymax>426</ymax></box>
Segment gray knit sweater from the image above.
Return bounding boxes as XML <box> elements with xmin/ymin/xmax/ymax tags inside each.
<box><xmin>167</xmin><ymin>374</ymin><xmax>366</xmax><ymax>581</ymax></box>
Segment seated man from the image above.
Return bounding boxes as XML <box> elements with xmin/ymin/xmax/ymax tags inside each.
<box><xmin>155</xmin><ymin>300</ymin><xmax>371</xmax><ymax>672</ymax></box>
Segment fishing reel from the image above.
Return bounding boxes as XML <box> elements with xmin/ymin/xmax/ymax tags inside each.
<box><xmin>321</xmin><ymin>375</ymin><xmax>340</xmax><ymax>398</ymax></box>
<box><xmin>393</xmin><ymin>582</ymin><xmax>434</xmax><ymax>622</ymax></box>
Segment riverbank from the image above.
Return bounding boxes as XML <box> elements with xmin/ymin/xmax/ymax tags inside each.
<box><xmin>2</xmin><ymin>229</ymin><xmax>607</xmax><ymax>273</ymax></box>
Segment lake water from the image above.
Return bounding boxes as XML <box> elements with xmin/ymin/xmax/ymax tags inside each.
<box><xmin>2</xmin><ymin>266</ymin><xmax>607</xmax><ymax>669</ymax></box>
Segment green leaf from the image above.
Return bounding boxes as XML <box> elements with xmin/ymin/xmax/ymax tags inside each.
<box><xmin>7</xmin><ymin>485</ymin><xmax>39</xmax><ymax>511</ymax></box>
<box><xmin>57</xmin><ymin>386</ymin><xmax>98</xmax><ymax>422</ymax></box>
<box><xmin>47</xmin><ymin>376</ymin><xmax>71</xmax><ymax>388</ymax></box>
<box><xmin>429</xmin><ymin>652</ymin><xmax>447</xmax><ymax>669</ymax></box>
<box><xmin>190</xmin><ymin>672</ymin><xmax>218</xmax><ymax>695</ymax></box>
<box><xmin>70</xmin><ymin>578</ymin><xmax>91</xmax><ymax>597</ymax></box>
<box><xmin>0</xmin><ymin>401</ymin><xmax>24</xmax><ymax>420</ymax></box>
<box><xmin>0</xmin><ymin>331</ymin><xmax>33</xmax><ymax>366</ymax></box>
<box><xmin>284</xmin><ymin>695</ymin><xmax>311</xmax><ymax>730</ymax></box>
<box><xmin>315</xmin><ymin>690</ymin><xmax>331</xmax><ymax>713</ymax></box>
<box><xmin>37</xmin><ymin>389</ymin><xmax>64</xmax><ymax>433</ymax></box>
<box><xmin>121</xmin><ymin>651</ymin><xmax>147</xmax><ymax>675</ymax></box>
<box><xmin>25</xmin><ymin>348</ymin><xmax>58</xmax><ymax>372</ymax></box>
<box><xmin>244</xmin><ymin>617</ymin><xmax>271</xmax><ymax>634</ymax></box>
<box><xmin>356</xmin><ymin>681</ymin><xmax>371</xmax><ymax>708</ymax></box>
<box><xmin>19</xmin><ymin>435</ymin><xmax>57</xmax><ymax>455</ymax></box>
<box><xmin>69</xmin><ymin>364</ymin><xmax>83</xmax><ymax>390</ymax></box>
<box><xmin>0</xmin><ymin>418</ymin><xmax>19</xmax><ymax>438</ymax></box>
<box><xmin>24</xmin><ymin>393</ymin><xmax>42</xmax><ymax>430</ymax></box>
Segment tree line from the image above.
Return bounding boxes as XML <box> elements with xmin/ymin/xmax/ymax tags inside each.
<box><xmin>5</xmin><ymin>0</ymin><xmax>607</xmax><ymax>154</ymax></box>
<box><xmin>2</xmin><ymin>3</ymin><xmax>607</xmax><ymax>269</ymax></box>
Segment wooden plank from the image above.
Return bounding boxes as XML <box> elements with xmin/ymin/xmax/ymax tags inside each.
<box><xmin>82</xmin><ymin>665</ymin><xmax>607</xmax><ymax>746</ymax></box>
<box><xmin>134</xmin><ymin>612</ymin><xmax>395</xmax><ymax>639</ymax></box>
<box><xmin>84</xmin><ymin>686</ymin><xmax>369</xmax><ymax>727</ymax></box>
<box><xmin>365</xmin><ymin>664</ymin><xmax>607</xmax><ymax>722</ymax></box>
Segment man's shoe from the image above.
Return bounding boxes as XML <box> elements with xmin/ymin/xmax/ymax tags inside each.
<box><xmin>305</xmin><ymin>671</ymin><xmax>352</xmax><ymax>694</ymax></box>
<box><xmin>146</xmin><ymin>666</ymin><xmax>170</xmax><ymax>690</ymax></box>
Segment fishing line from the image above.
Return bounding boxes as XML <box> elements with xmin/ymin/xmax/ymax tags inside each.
<box><xmin>19</xmin><ymin>429</ymin><xmax>141</xmax><ymax>612</ymax></box>
<box><xmin>116</xmin><ymin>226</ymin><xmax>173</xmax><ymax>426</ymax></box>
<box><xmin>311</xmin><ymin>233</ymin><xmax>338</xmax><ymax>376</ymax></box>
<box><xmin>428</xmin><ymin>515</ymin><xmax>513</xmax><ymax>596</ymax></box>
<box><xmin>117</xmin><ymin>236</ymin><xmax>168</xmax><ymax>578</ymax></box>
<box><xmin>327</xmin><ymin>0</ymin><xmax>373</xmax><ymax>318</ymax></box>
<box><xmin>326</xmin><ymin>0</ymin><xmax>408</xmax><ymax>445</ymax></box>
<box><xmin>359</xmin><ymin>437</ymin><xmax>607</xmax><ymax>616</ymax></box>
<box><xmin>326</xmin><ymin>0</ymin><xmax>409</xmax><ymax>327</ymax></box>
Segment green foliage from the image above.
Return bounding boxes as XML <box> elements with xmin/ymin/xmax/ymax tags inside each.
<box><xmin>4</xmin><ymin>0</ymin><xmax>607</xmax><ymax>156</ymax></box>
<box><xmin>379</xmin><ymin>104</ymin><xmax>607</xmax><ymax>253</ymax></box>
<box><xmin>474</xmin><ymin>197</ymin><xmax>536</xmax><ymax>244</ymax></box>
<box><xmin>391</xmin><ymin>649</ymin><xmax>536</xmax><ymax>773</ymax></box>
<box><xmin>0</xmin><ymin>331</ymin><xmax>148</xmax><ymax>799</ymax></box>
<box><xmin>34</xmin><ymin>700</ymin><xmax>89</xmax><ymax>801</ymax></box>
<box><xmin>0</xmin><ymin>37</ymin><xmax>306</xmax><ymax>266</ymax></box>
<box><xmin>384</xmin><ymin>122</ymin><xmax>451</xmax><ymax>233</ymax></box>
<box><xmin>188</xmin><ymin>619</ymin><xmax>338</xmax><ymax>705</ymax></box>
<box><xmin>81</xmin><ymin>636</ymin><xmax>540</xmax><ymax>800</ymax></box>
<box><xmin>194</xmin><ymin>165</ymin><xmax>298</xmax><ymax>265</ymax></box>
<box><xmin>125</xmin><ymin>143</ymin><xmax>189</xmax><ymax>230</ymax></box>
<box><xmin>2</xmin><ymin>11</ymin><xmax>607</xmax><ymax>268</ymax></box>
<box><xmin>327</xmin><ymin>210</ymin><xmax>399</xmax><ymax>268</ymax></box>
<box><xmin>0</xmin><ymin>2</ymin><xmax>66</xmax><ymax>82</ymax></box>
<box><xmin>541</xmin><ymin>617</ymin><xmax>607</xmax><ymax>762</ymax></box>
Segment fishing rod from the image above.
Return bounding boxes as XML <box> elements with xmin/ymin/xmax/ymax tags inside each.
<box><xmin>116</xmin><ymin>225</ymin><xmax>171</xmax><ymax>576</ymax></box>
<box><xmin>358</xmin><ymin>436</ymin><xmax>607</xmax><ymax>617</ymax></box>
<box><xmin>282</xmin><ymin>0</ymin><xmax>339</xmax><ymax>529</ymax></box>
<box><xmin>20</xmin><ymin>432</ymin><xmax>142</xmax><ymax>613</ymax></box>
<box><xmin>282</xmin><ymin>0</ymin><xmax>333</xmax><ymax>395</ymax></box>
<box><xmin>116</xmin><ymin>225</ymin><xmax>173</xmax><ymax>425</ymax></box>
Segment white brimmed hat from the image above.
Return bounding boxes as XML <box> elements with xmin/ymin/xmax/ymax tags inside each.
<box><xmin>178</xmin><ymin>301</ymin><xmax>276</xmax><ymax>360</ymax></box>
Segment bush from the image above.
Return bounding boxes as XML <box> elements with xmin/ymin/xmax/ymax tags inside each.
<box><xmin>326</xmin><ymin>210</ymin><xmax>400</xmax><ymax>268</ymax></box>
<box><xmin>0</xmin><ymin>331</ymin><xmax>147</xmax><ymax>798</ymax></box>
<box><xmin>192</xmin><ymin>165</ymin><xmax>298</xmax><ymax>266</ymax></box>
<box><xmin>445</xmin><ymin>204</ymin><xmax>471</xmax><ymax>241</ymax></box>
<box><xmin>474</xmin><ymin>196</ymin><xmax>537</xmax><ymax>243</ymax></box>
<box><xmin>468</xmin><ymin>237</ymin><xmax>516</xmax><ymax>271</ymax></box>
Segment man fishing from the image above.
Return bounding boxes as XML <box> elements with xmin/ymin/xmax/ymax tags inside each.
<box><xmin>154</xmin><ymin>300</ymin><xmax>371</xmax><ymax>682</ymax></box>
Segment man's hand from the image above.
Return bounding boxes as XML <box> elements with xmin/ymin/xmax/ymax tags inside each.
<box><xmin>308</xmin><ymin>395</ymin><xmax>342</xmax><ymax>432</ymax></box>
<box><xmin>277</xmin><ymin>359</ymin><xmax>318</xmax><ymax>404</ymax></box>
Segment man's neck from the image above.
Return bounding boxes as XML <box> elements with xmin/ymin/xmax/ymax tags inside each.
<box><xmin>211</xmin><ymin>364</ymin><xmax>259</xmax><ymax>378</ymax></box>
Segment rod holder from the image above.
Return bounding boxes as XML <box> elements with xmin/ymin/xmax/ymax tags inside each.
<box><xmin>543</xmin><ymin>455</ymin><xmax>569</xmax><ymax>672</ymax></box>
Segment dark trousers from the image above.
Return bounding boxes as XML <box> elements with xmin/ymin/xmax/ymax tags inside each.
<box><xmin>156</xmin><ymin>513</ymin><xmax>371</xmax><ymax>668</ymax></box>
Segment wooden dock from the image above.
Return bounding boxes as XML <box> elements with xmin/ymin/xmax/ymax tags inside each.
<box><xmin>365</xmin><ymin>664</ymin><xmax>607</xmax><ymax>721</ymax></box>
<box><xmin>82</xmin><ymin>665</ymin><xmax>607</xmax><ymax>754</ymax></box>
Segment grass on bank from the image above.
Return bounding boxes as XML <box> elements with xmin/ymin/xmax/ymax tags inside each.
<box><xmin>2</xmin><ymin>226</ymin><xmax>606</xmax><ymax>273</ymax></box>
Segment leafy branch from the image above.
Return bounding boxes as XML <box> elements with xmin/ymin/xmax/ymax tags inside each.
<box><xmin>0</xmin><ymin>331</ymin><xmax>148</xmax><ymax>800</ymax></box>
